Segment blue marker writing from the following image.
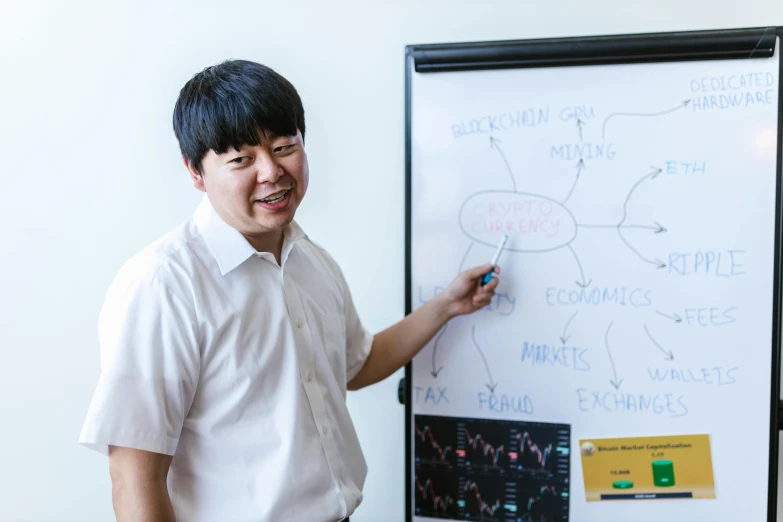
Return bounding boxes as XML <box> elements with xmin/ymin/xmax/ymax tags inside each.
<box><xmin>481</xmin><ymin>234</ymin><xmax>508</xmax><ymax>285</ymax></box>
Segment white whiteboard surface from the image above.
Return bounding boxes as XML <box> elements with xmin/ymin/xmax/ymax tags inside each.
<box><xmin>409</xmin><ymin>42</ymin><xmax>781</xmax><ymax>522</ymax></box>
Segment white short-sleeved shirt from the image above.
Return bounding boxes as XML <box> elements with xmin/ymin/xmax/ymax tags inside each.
<box><xmin>79</xmin><ymin>195</ymin><xmax>374</xmax><ymax>522</ymax></box>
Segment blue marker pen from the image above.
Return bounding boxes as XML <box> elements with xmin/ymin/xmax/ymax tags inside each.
<box><xmin>481</xmin><ymin>234</ymin><xmax>508</xmax><ymax>285</ymax></box>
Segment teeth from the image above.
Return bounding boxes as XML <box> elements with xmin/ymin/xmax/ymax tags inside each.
<box><xmin>261</xmin><ymin>190</ymin><xmax>288</xmax><ymax>203</ymax></box>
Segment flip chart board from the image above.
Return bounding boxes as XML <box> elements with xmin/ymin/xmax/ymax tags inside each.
<box><xmin>404</xmin><ymin>27</ymin><xmax>783</xmax><ymax>522</ymax></box>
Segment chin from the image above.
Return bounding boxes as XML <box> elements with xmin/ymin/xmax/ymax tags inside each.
<box><xmin>256</xmin><ymin>211</ymin><xmax>295</xmax><ymax>230</ymax></box>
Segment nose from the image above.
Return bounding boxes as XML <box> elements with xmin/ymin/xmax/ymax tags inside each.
<box><xmin>254</xmin><ymin>152</ymin><xmax>283</xmax><ymax>184</ymax></box>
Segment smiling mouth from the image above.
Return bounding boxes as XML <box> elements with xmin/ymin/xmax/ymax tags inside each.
<box><xmin>258</xmin><ymin>189</ymin><xmax>290</xmax><ymax>204</ymax></box>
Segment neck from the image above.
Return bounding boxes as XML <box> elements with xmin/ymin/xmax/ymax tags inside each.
<box><xmin>244</xmin><ymin>228</ymin><xmax>285</xmax><ymax>265</ymax></box>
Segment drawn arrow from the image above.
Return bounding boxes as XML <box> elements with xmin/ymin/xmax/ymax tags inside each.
<box><xmin>578</xmin><ymin>221</ymin><xmax>666</xmax><ymax>234</ymax></box>
<box><xmin>472</xmin><ymin>325</ymin><xmax>498</xmax><ymax>393</ymax></box>
<box><xmin>489</xmin><ymin>136</ymin><xmax>517</xmax><ymax>192</ymax></box>
<box><xmin>430</xmin><ymin>324</ymin><xmax>448</xmax><ymax>377</ymax></box>
<box><xmin>644</xmin><ymin>324</ymin><xmax>674</xmax><ymax>360</ymax></box>
<box><xmin>562</xmin><ymin>159</ymin><xmax>585</xmax><ymax>204</ymax></box>
<box><xmin>577</xmin><ymin>118</ymin><xmax>586</xmax><ymax>141</ymax></box>
<box><xmin>605</xmin><ymin>321</ymin><xmax>623</xmax><ymax>389</ymax></box>
<box><xmin>617</xmin><ymin>167</ymin><xmax>666</xmax><ymax>269</ymax></box>
<box><xmin>433</xmin><ymin>241</ymin><xmax>479</xmax><ymax>378</ymax></box>
<box><xmin>566</xmin><ymin>244</ymin><xmax>592</xmax><ymax>288</ymax></box>
<box><xmin>560</xmin><ymin>311</ymin><xmax>578</xmax><ymax>344</ymax></box>
<box><xmin>457</xmin><ymin>242</ymin><xmax>474</xmax><ymax>275</ymax></box>
<box><xmin>653</xmin><ymin>221</ymin><xmax>667</xmax><ymax>234</ymax></box>
<box><xmin>602</xmin><ymin>99</ymin><xmax>691</xmax><ymax>140</ymax></box>
<box><xmin>655</xmin><ymin>310</ymin><xmax>683</xmax><ymax>323</ymax></box>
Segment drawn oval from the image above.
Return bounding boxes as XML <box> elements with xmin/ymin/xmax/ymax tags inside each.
<box><xmin>458</xmin><ymin>190</ymin><xmax>577</xmax><ymax>253</ymax></box>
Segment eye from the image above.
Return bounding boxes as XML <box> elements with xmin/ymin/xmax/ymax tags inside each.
<box><xmin>274</xmin><ymin>144</ymin><xmax>295</xmax><ymax>154</ymax></box>
<box><xmin>230</xmin><ymin>156</ymin><xmax>250</xmax><ymax>165</ymax></box>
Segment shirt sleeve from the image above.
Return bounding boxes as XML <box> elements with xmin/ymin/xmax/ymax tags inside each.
<box><xmin>340</xmin><ymin>271</ymin><xmax>374</xmax><ymax>384</ymax></box>
<box><xmin>78</xmin><ymin>271</ymin><xmax>200</xmax><ymax>456</ymax></box>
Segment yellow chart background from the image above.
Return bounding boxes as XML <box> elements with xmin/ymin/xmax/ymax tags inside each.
<box><xmin>579</xmin><ymin>434</ymin><xmax>716</xmax><ymax>501</ymax></box>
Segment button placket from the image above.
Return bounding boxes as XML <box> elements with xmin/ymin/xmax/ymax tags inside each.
<box><xmin>282</xmin><ymin>275</ymin><xmax>330</xmax><ymax>429</ymax></box>
<box><xmin>282</xmin><ymin>269</ymin><xmax>345</xmax><ymax>507</ymax></box>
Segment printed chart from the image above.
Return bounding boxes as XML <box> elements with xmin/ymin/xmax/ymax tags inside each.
<box><xmin>414</xmin><ymin>415</ymin><xmax>570</xmax><ymax>521</ymax></box>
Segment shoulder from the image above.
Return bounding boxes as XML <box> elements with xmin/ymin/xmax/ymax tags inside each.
<box><xmin>298</xmin><ymin>236</ymin><xmax>348</xmax><ymax>285</ymax></box>
<box><xmin>107</xmin><ymin>219</ymin><xmax>202</xmax><ymax>303</ymax></box>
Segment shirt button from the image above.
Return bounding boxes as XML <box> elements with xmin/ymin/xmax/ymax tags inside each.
<box><xmin>338</xmin><ymin>480</ymin><xmax>343</xmax><ymax>487</ymax></box>
<box><xmin>295</xmin><ymin>320</ymin><xmax>303</xmax><ymax>329</ymax></box>
<box><xmin>306</xmin><ymin>372</ymin><xmax>313</xmax><ymax>382</ymax></box>
<box><xmin>322</xmin><ymin>426</ymin><xmax>328</xmax><ymax>435</ymax></box>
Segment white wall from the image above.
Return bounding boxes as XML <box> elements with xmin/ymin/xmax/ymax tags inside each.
<box><xmin>1</xmin><ymin>1</ymin><xmax>782</xmax><ymax>521</ymax></box>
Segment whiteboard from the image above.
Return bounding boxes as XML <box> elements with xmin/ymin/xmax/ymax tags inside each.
<box><xmin>407</xmin><ymin>33</ymin><xmax>782</xmax><ymax>522</ymax></box>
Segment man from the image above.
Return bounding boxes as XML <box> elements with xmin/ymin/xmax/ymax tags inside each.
<box><xmin>79</xmin><ymin>59</ymin><xmax>500</xmax><ymax>522</ymax></box>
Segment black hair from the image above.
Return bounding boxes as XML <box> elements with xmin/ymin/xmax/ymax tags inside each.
<box><xmin>172</xmin><ymin>59</ymin><xmax>305</xmax><ymax>173</ymax></box>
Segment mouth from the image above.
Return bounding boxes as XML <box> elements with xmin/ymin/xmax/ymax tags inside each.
<box><xmin>255</xmin><ymin>188</ymin><xmax>292</xmax><ymax>211</ymax></box>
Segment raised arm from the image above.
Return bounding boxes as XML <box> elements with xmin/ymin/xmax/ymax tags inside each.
<box><xmin>348</xmin><ymin>264</ymin><xmax>499</xmax><ymax>390</ymax></box>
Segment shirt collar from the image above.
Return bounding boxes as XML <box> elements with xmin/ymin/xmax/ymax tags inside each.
<box><xmin>193</xmin><ymin>195</ymin><xmax>307</xmax><ymax>276</ymax></box>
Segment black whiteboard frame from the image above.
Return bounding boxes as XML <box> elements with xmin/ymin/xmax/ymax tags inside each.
<box><xmin>403</xmin><ymin>26</ymin><xmax>783</xmax><ymax>522</ymax></box>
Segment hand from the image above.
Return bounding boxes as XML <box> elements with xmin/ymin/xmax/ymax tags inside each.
<box><xmin>437</xmin><ymin>264</ymin><xmax>500</xmax><ymax>319</ymax></box>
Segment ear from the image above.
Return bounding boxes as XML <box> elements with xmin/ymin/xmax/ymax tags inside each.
<box><xmin>183</xmin><ymin>156</ymin><xmax>206</xmax><ymax>192</ymax></box>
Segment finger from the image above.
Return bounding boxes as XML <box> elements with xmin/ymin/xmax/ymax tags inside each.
<box><xmin>463</xmin><ymin>263</ymin><xmax>494</xmax><ymax>280</ymax></box>
<box><xmin>478</xmin><ymin>276</ymin><xmax>499</xmax><ymax>294</ymax></box>
<box><xmin>476</xmin><ymin>294</ymin><xmax>494</xmax><ymax>306</ymax></box>
<box><xmin>485</xmin><ymin>276</ymin><xmax>500</xmax><ymax>290</ymax></box>
<box><xmin>478</xmin><ymin>288</ymin><xmax>495</xmax><ymax>300</ymax></box>
<box><xmin>473</xmin><ymin>297</ymin><xmax>493</xmax><ymax>309</ymax></box>
<box><xmin>472</xmin><ymin>293</ymin><xmax>495</xmax><ymax>304</ymax></box>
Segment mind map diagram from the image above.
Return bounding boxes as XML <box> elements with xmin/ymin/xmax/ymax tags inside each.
<box><xmin>414</xmin><ymin>99</ymin><xmax>744</xmax><ymax>419</ymax></box>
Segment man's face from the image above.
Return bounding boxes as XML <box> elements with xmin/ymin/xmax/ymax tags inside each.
<box><xmin>189</xmin><ymin>129</ymin><xmax>309</xmax><ymax>245</ymax></box>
